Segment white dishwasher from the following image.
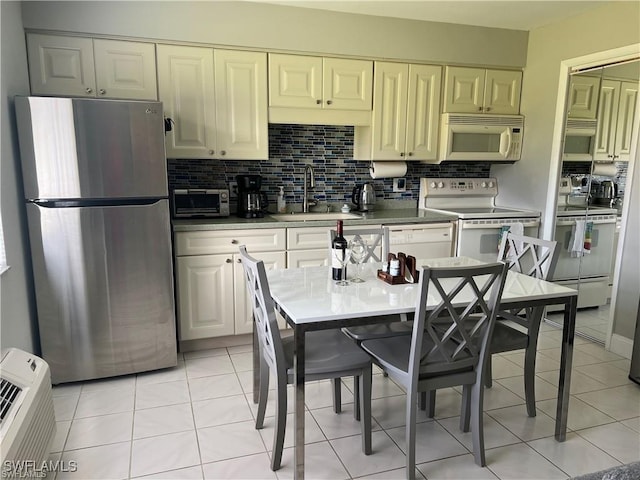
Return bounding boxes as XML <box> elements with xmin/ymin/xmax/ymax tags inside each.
<box><xmin>386</xmin><ymin>223</ymin><xmax>454</xmax><ymax>260</ymax></box>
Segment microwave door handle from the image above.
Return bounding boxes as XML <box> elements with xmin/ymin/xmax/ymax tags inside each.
<box><xmin>500</xmin><ymin>129</ymin><xmax>512</xmax><ymax>158</ymax></box>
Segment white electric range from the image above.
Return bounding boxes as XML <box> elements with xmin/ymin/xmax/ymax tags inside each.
<box><xmin>418</xmin><ymin>178</ymin><xmax>540</xmax><ymax>263</ymax></box>
<box><xmin>548</xmin><ymin>178</ymin><xmax>617</xmax><ymax>312</ymax></box>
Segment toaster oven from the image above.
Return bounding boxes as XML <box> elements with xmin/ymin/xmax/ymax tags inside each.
<box><xmin>171</xmin><ymin>189</ymin><xmax>230</xmax><ymax>218</ymax></box>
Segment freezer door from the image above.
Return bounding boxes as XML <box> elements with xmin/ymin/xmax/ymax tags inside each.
<box><xmin>27</xmin><ymin>200</ymin><xmax>176</xmax><ymax>383</ymax></box>
<box><xmin>16</xmin><ymin>96</ymin><xmax>167</xmax><ymax>200</ymax></box>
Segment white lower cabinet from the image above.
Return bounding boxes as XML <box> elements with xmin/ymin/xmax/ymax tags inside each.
<box><xmin>175</xmin><ymin>228</ymin><xmax>285</xmax><ymax>341</ymax></box>
<box><xmin>286</xmin><ymin>226</ymin><xmax>333</xmax><ymax>268</ymax></box>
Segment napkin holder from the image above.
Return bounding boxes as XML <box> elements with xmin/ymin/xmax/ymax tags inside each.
<box><xmin>377</xmin><ymin>252</ymin><xmax>419</xmax><ymax>285</ymax></box>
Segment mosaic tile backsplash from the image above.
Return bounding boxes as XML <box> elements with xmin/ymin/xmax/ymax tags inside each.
<box><xmin>168</xmin><ymin>124</ymin><xmax>491</xmax><ymax>210</ymax></box>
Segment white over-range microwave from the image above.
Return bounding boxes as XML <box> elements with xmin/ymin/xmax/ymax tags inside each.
<box><xmin>562</xmin><ymin>118</ymin><xmax>597</xmax><ymax>161</ymax></box>
<box><xmin>439</xmin><ymin>113</ymin><xmax>524</xmax><ymax>162</ymax></box>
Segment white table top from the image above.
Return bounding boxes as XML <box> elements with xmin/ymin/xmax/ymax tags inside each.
<box><xmin>267</xmin><ymin>257</ymin><xmax>578</xmax><ymax>325</ymax></box>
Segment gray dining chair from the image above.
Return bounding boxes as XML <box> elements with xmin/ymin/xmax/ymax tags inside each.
<box><xmin>424</xmin><ymin>233</ymin><xmax>560</xmax><ymax>419</ymax></box>
<box><xmin>361</xmin><ymin>262</ymin><xmax>508</xmax><ymax>477</ymax></box>
<box><xmin>238</xmin><ymin>245</ymin><xmax>372</xmax><ymax>471</ymax></box>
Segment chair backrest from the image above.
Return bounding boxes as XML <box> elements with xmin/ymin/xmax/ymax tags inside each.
<box><xmin>498</xmin><ymin>232</ymin><xmax>559</xmax><ymax>281</ymax></box>
<box><xmin>410</xmin><ymin>262</ymin><xmax>508</xmax><ymax>378</ymax></box>
<box><xmin>326</xmin><ymin>226</ymin><xmax>389</xmax><ymax>263</ymax></box>
<box><xmin>238</xmin><ymin>245</ymin><xmax>285</xmax><ymax>372</ymax></box>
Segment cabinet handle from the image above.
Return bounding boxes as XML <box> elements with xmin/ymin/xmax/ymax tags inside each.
<box><xmin>99</xmin><ymin>89</ymin><xmax>106</xmax><ymax>95</ymax></box>
<box><xmin>485</xmin><ymin>107</ymin><xmax>492</xmax><ymax>112</ymax></box>
<box><xmin>236</xmin><ymin>258</ymin><xmax>242</xmax><ymax>263</ymax></box>
<box><xmin>408</xmin><ymin>152</ymin><xmax>413</xmax><ymax>157</ymax></box>
<box><xmin>85</xmin><ymin>87</ymin><xmax>93</xmax><ymax>94</ymax></box>
<box><xmin>208</xmin><ymin>150</ymin><xmax>215</xmax><ymax>155</ymax></box>
<box><xmin>608</xmin><ymin>155</ymin><xmax>614</xmax><ymax>158</ymax></box>
<box><xmin>326</xmin><ymin>100</ymin><xmax>333</xmax><ymax>105</ymax></box>
<box><xmin>478</xmin><ymin>106</ymin><xmax>483</xmax><ymax>112</ymax></box>
<box><xmin>231</xmin><ymin>239</ymin><xmax>239</xmax><ymax>244</ymax></box>
<box><xmin>220</xmin><ymin>150</ymin><xmax>226</xmax><ymax>156</ymax></box>
<box><xmin>226</xmin><ymin>258</ymin><xmax>232</xmax><ymax>263</ymax></box>
<box><xmin>400</xmin><ymin>152</ymin><xmax>405</xmax><ymax>157</ymax></box>
<box><xmin>316</xmin><ymin>99</ymin><xmax>322</xmax><ymax>105</ymax></box>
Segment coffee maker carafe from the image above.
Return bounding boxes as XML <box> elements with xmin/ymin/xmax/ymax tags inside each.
<box><xmin>236</xmin><ymin>174</ymin><xmax>268</xmax><ymax>218</ymax></box>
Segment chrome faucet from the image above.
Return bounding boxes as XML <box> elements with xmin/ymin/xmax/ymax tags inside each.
<box><xmin>302</xmin><ymin>164</ymin><xmax>317</xmax><ymax>213</ymax></box>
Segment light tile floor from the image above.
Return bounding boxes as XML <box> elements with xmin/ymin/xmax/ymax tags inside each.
<box><xmin>50</xmin><ymin>318</ymin><xmax>640</xmax><ymax>480</ymax></box>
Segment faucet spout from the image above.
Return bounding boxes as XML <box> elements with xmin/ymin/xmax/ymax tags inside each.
<box><xmin>303</xmin><ymin>165</ymin><xmax>316</xmax><ymax>213</ymax></box>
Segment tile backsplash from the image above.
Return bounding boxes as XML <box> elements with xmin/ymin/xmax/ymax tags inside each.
<box><xmin>560</xmin><ymin>161</ymin><xmax>628</xmax><ymax>195</ymax></box>
<box><xmin>167</xmin><ymin>124</ymin><xmax>491</xmax><ymax>208</ymax></box>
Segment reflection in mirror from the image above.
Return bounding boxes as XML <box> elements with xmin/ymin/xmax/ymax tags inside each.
<box><xmin>548</xmin><ymin>59</ymin><xmax>639</xmax><ymax>343</ymax></box>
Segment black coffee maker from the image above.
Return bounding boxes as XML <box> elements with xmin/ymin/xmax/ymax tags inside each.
<box><xmin>236</xmin><ymin>174</ymin><xmax>268</xmax><ymax>218</ymax></box>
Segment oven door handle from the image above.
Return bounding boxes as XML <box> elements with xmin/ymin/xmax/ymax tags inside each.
<box><xmin>555</xmin><ymin>218</ymin><xmax>617</xmax><ymax>226</ymax></box>
<box><xmin>459</xmin><ymin>220</ymin><xmax>540</xmax><ymax>230</ymax></box>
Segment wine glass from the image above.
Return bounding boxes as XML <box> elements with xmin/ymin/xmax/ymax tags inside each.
<box><xmin>349</xmin><ymin>238</ymin><xmax>367</xmax><ymax>283</ymax></box>
<box><xmin>333</xmin><ymin>246</ymin><xmax>352</xmax><ymax>286</ymax></box>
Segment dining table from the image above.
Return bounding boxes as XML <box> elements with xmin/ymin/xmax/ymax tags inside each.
<box><xmin>259</xmin><ymin>256</ymin><xmax>578</xmax><ymax>479</ymax></box>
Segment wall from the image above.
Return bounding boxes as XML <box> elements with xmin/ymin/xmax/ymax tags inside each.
<box><xmin>168</xmin><ymin>124</ymin><xmax>490</xmax><ymax>212</ymax></box>
<box><xmin>0</xmin><ymin>1</ymin><xmax>38</xmax><ymax>352</ymax></box>
<box><xmin>492</xmin><ymin>1</ymin><xmax>640</xmax><ymax>239</ymax></box>
<box><xmin>20</xmin><ymin>1</ymin><xmax>527</xmax><ymax>68</ymax></box>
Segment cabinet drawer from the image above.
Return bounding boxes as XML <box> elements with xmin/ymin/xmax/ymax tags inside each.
<box><xmin>175</xmin><ymin>228</ymin><xmax>286</xmax><ymax>256</ymax></box>
<box><xmin>287</xmin><ymin>227</ymin><xmax>331</xmax><ymax>250</ymax></box>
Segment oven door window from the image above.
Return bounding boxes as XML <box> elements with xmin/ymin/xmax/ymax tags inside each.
<box><xmin>553</xmin><ymin>221</ymin><xmax>615</xmax><ymax>280</ymax></box>
<box><xmin>457</xmin><ymin>223</ymin><xmax>539</xmax><ymax>263</ymax></box>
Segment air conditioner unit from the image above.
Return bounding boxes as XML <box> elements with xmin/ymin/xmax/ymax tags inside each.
<box><xmin>1</xmin><ymin>348</ymin><xmax>56</xmax><ymax>476</ymax></box>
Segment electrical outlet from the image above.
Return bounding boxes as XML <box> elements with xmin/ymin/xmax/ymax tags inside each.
<box><xmin>393</xmin><ymin>178</ymin><xmax>407</xmax><ymax>192</ymax></box>
<box><xmin>228</xmin><ymin>181</ymin><xmax>238</xmax><ymax>198</ymax></box>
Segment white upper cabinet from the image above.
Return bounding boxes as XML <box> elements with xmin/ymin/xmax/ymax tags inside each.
<box><xmin>443</xmin><ymin>66</ymin><xmax>521</xmax><ymax>114</ymax></box>
<box><xmin>157</xmin><ymin>45</ymin><xmax>217</xmax><ymax>159</ymax></box>
<box><xmin>269</xmin><ymin>54</ymin><xmax>372</xmax><ymax>110</ymax></box>
<box><xmin>158</xmin><ymin>45</ymin><xmax>268</xmax><ymax>160</ymax></box>
<box><xmin>595</xmin><ymin>79</ymin><xmax>639</xmax><ymax>162</ymax></box>
<box><xmin>28</xmin><ymin>34</ymin><xmax>157</xmax><ymax>100</ymax></box>
<box><xmin>567</xmin><ymin>75</ymin><xmax>601</xmax><ymax>119</ymax></box>
<box><xmin>214</xmin><ymin>49</ymin><xmax>269</xmax><ymax>160</ymax></box>
<box><xmin>358</xmin><ymin>62</ymin><xmax>441</xmax><ymax>161</ymax></box>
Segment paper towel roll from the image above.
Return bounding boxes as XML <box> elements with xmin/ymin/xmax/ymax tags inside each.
<box><xmin>369</xmin><ymin>161</ymin><xmax>407</xmax><ymax>179</ymax></box>
<box><xmin>591</xmin><ymin>163</ymin><xmax>618</xmax><ymax>177</ymax></box>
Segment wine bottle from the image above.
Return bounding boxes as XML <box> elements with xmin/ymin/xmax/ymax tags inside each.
<box><xmin>332</xmin><ymin>220</ymin><xmax>347</xmax><ymax>280</ymax></box>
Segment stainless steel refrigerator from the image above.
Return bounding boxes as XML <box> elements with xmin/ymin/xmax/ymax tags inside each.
<box><xmin>15</xmin><ymin>96</ymin><xmax>177</xmax><ymax>384</ymax></box>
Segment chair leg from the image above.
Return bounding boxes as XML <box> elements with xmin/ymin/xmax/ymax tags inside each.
<box><xmin>425</xmin><ymin>390</ymin><xmax>436</xmax><ymax>418</ymax></box>
<box><xmin>360</xmin><ymin>367</ymin><xmax>372</xmax><ymax>455</ymax></box>
<box><xmin>332</xmin><ymin>377</ymin><xmax>342</xmax><ymax>413</ymax></box>
<box><xmin>484</xmin><ymin>354</ymin><xmax>493</xmax><ymax>388</ymax></box>
<box><xmin>459</xmin><ymin>385</ymin><xmax>471</xmax><ymax>433</ymax></box>
<box><xmin>354</xmin><ymin>376</ymin><xmax>361</xmax><ymax>421</ymax></box>
<box><xmin>270</xmin><ymin>374</ymin><xmax>288</xmax><ymax>471</ymax></box>
<box><xmin>470</xmin><ymin>382</ymin><xmax>486</xmax><ymax>467</ymax></box>
<box><xmin>405</xmin><ymin>386</ymin><xmax>419</xmax><ymax>480</ymax></box>
<box><xmin>255</xmin><ymin>357</ymin><xmax>269</xmax><ymax>429</ymax></box>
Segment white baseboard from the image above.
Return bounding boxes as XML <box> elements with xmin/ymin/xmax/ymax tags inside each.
<box><xmin>609</xmin><ymin>333</ymin><xmax>634</xmax><ymax>360</ymax></box>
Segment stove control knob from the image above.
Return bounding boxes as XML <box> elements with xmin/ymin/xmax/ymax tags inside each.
<box><xmin>437</xmin><ymin>182</ymin><xmax>444</xmax><ymax>188</ymax></box>
<box><xmin>488</xmin><ymin>181</ymin><xmax>495</xmax><ymax>188</ymax></box>
<box><xmin>481</xmin><ymin>181</ymin><xmax>487</xmax><ymax>188</ymax></box>
<box><xmin>430</xmin><ymin>181</ymin><xmax>437</xmax><ymax>188</ymax></box>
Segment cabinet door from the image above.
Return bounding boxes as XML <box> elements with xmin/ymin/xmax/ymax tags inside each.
<box><xmin>405</xmin><ymin>64</ymin><xmax>442</xmax><ymax>161</ymax></box>
<box><xmin>614</xmin><ymin>81</ymin><xmax>639</xmax><ymax>161</ymax></box>
<box><xmin>176</xmin><ymin>254</ymin><xmax>234</xmax><ymax>340</ymax></box>
<box><xmin>323</xmin><ymin>58</ymin><xmax>373</xmax><ymax>110</ymax></box>
<box><xmin>287</xmin><ymin>249</ymin><xmax>330</xmax><ymax>268</ymax></box>
<box><xmin>157</xmin><ymin>44</ymin><xmax>216</xmax><ymax>159</ymax></box>
<box><xmin>483</xmin><ymin>69</ymin><xmax>522</xmax><ymax>114</ymax></box>
<box><xmin>214</xmin><ymin>49</ymin><xmax>268</xmax><ymax>160</ymax></box>
<box><xmin>27</xmin><ymin>34</ymin><xmax>96</xmax><ymax>97</ymax></box>
<box><xmin>371</xmin><ymin>62</ymin><xmax>408</xmax><ymax>160</ymax></box>
<box><xmin>443</xmin><ymin>67</ymin><xmax>484</xmax><ymax>113</ymax></box>
<box><xmin>567</xmin><ymin>75</ymin><xmax>601</xmax><ymax>119</ymax></box>
<box><xmin>594</xmin><ymin>79</ymin><xmax>620</xmax><ymax>161</ymax></box>
<box><xmin>233</xmin><ymin>251</ymin><xmax>286</xmax><ymax>334</ymax></box>
<box><xmin>93</xmin><ymin>39</ymin><xmax>157</xmax><ymax>100</ymax></box>
<box><xmin>268</xmin><ymin>54</ymin><xmax>322</xmax><ymax>108</ymax></box>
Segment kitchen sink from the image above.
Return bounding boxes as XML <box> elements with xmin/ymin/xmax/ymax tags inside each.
<box><xmin>269</xmin><ymin>212</ymin><xmax>363</xmax><ymax>222</ymax></box>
